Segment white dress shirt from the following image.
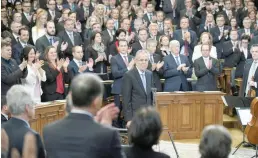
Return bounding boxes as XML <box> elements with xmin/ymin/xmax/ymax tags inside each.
<box><xmin>32</xmin><ymin>27</ymin><xmax>46</xmax><ymax>44</ymax></box>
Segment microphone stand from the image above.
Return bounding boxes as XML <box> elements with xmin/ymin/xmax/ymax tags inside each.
<box><xmin>151</xmin><ymin>88</ymin><xmax>157</xmax><ymax>108</ymax></box>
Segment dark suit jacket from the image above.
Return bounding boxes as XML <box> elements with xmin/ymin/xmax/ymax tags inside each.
<box><xmin>238</xmin><ymin>29</ymin><xmax>258</xmax><ymax>39</ymax></box>
<box><xmin>124</xmin><ymin>145</ymin><xmax>170</xmax><ymax>158</ymax></box>
<box><xmin>35</xmin><ymin>35</ymin><xmax>62</xmax><ymax>59</ymax></box>
<box><xmin>122</xmin><ymin>67</ymin><xmax>153</xmax><ymax>121</ymax></box>
<box><xmin>179</xmin><ymin>9</ymin><xmax>201</xmax><ymax>33</ymax></box>
<box><xmin>108</xmin><ymin>42</ymin><xmax>119</xmax><ymax>56</ymax></box>
<box><xmin>251</xmin><ymin>35</ymin><xmax>258</xmax><ymax>46</ymax></box>
<box><xmin>41</xmin><ymin>62</ymin><xmax>69</xmax><ymax>101</ymax></box>
<box><xmin>235</xmin><ymin>49</ymin><xmax>252</xmax><ymax>78</ymax></box>
<box><xmin>143</xmin><ymin>13</ymin><xmax>153</xmax><ymax>26</ymax></box>
<box><xmin>1</xmin><ymin>58</ymin><xmax>28</xmax><ymax>95</ymax></box>
<box><xmin>222</xmin><ymin>41</ymin><xmax>241</xmax><ymax>68</ymax></box>
<box><xmin>210</xmin><ymin>26</ymin><xmax>230</xmax><ymax>59</ymax></box>
<box><xmin>221</xmin><ymin>10</ymin><xmax>236</xmax><ymax>26</ymax></box>
<box><xmin>12</xmin><ymin>42</ymin><xmax>34</xmax><ymax>64</ymax></box>
<box><xmin>57</xmin><ymin>30</ymin><xmax>83</xmax><ymax>60</ymax></box>
<box><xmin>21</xmin><ymin>12</ymin><xmax>32</xmax><ymax>28</ymax></box>
<box><xmin>67</xmin><ymin>59</ymin><xmax>92</xmax><ymax>82</ymax></box>
<box><xmin>163</xmin><ymin>54</ymin><xmax>192</xmax><ymax>92</ymax></box>
<box><xmin>47</xmin><ymin>10</ymin><xmax>61</xmax><ymax>23</ymax></box>
<box><xmin>198</xmin><ymin>24</ymin><xmax>215</xmax><ymax>36</ymax></box>
<box><xmin>131</xmin><ymin>41</ymin><xmax>143</xmax><ymax>57</ymax></box>
<box><xmin>1</xmin><ymin>114</ymin><xmax>8</xmax><ymax>123</ymax></box>
<box><xmin>43</xmin><ymin>113</ymin><xmax>123</xmax><ymax>158</ymax></box>
<box><xmin>2</xmin><ymin>117</ymin><xmax>45</xmax><ymax>158</ymax></box>
<box><xmin>111</xmin><ymin>54</ymin><xmax>134</xmax><ymax>94</ymax></box>
<box><xmin>56</xmin><ymin>21</ymin><xmax>65</xmax><ymax>34</ymax></box>
<box><xmin>240</xmin><ymin>59</ymin><xmax>258</xmax><ymax>97</ymax></box>
<box><xmin>194</xmin><ymin>57</ymin><xmax>219</xmax><ymax>91</ymax></box>
<box><xmin>102</xmin><ymin>29</ymin><xmax>115</xmax><ymax>46</ymax></box>
<box><xmin>76</xmin><ymin>5</ymin><xmax>94</xmax><ymax>25</ymax></box>
<box><xmin>10</xmin><ymin>33</ymin><xmax>19</xmax><ymax>47</ymax></box>
<box><xmin>162</xmin><ymin>0</ymin><xmax>180</xmax><ymax>25</ymax></box>
<box><xmin>236</xmin><ymin>8</ymin><xmax>248</xmax><ymax>28</ymax></box>
<box><xmin>147</xmin><ymin>53</ymin><xmax>163</xmax><ymax>92</ymax></box>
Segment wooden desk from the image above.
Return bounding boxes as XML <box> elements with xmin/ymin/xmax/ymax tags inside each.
<box><xmin>156</xmin><ymin>92</ymin><xmax>225</xmax><ymax>140</ymax></box>
<box><xmin>30</xmin><ymin>101</ymin><xmax>66</xmax><ymax>136</ymax></box>
<box><xmin>235</xmin><ymin>78</ymin><xmax>243</xmax><ymax>96</ymax></box>
<box><xmin>223</xmin><ymin>68</ymin><xmax>233</xmax><ymax>94</ymax></box>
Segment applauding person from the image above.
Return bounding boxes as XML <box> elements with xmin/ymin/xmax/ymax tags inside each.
<box><xmin>20</xmin><ymin>46</ymin><xmax>46</xmax><ymax>103</ymax></box>
<box><xmin>41</xmin><ymin>46</ymin><xmax>70</xmax><ymax>102</ymax></box>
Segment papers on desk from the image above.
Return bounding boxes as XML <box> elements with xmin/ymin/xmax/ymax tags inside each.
<box><xmin>38</xmin><ymin>102</ymin><xmax>52</xmax><ymax>105</ymax></box>
<box><xmin>236</xmin><ymin>109</ymin><xmax>252</xmax><ymax>125</ymax></box>
<box><xmin>55</xmin><ymin>100</ymin><xmax>66</xmax><ymax>103</ymax></box>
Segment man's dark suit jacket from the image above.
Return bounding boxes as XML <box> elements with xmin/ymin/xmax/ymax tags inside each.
<box><xmin>35</xmin><ymin>35</ymin><xmax>62</xmax><ymax>59</ymax></box>
<box><xmin>47</xmin><ymin>10</ymin><xmax>61</xmax><ymax>23</ymax></box>
<box><xmin>10</xmin><ymin>33</ymin><xmax>19</xmax><ymax>47</ymax></box>
<box><xmin>193</xmin><ymin>57</ymin><xmax>220</xmax><ymax>91</ymax></box>
<box><xmin>240</xmin><ymin>59</ymin><xmax>258</xmax><ymax>97</ymax></box>
<box><xmin>238</xmin><ymin>29</ymin><xmax>258</xmax><ymax>39</ymax></box>
<box><xmin>179</xmin><ymin>9</ymin><xmax>201</xmax><ymax>33</ymax></box>
<box><xmin>143</xmin><ymin>13</ymin><xmax>152</xmax><ymax>26</ymax></box>
<box><xmin>108</xmin><ymin>42</ymin><xmax>119</xmax><ymax>56</ymax></box>
<box><xmin>1</xmin><ymin>114</ymin><xmax>8</xmax><ymax>123</ymax></box>
<box><xmin>173</xmin><ymin>29</ymin><xmax>197</xmax><ymax>62</ymax></box>
<box><xmin>236</xmin><ymin>8</ymin><xmax>248</xmax><ymax>28</ymax></box>
<box><xmin>220</xmin><ymin>10</ymin><xmax>236</xmax><ymax>26</ymax></box>
<box><xmin>147</xmin><ymin>53</ymin><xmax>163</xmax><ymax>92</ymax></box>
<box><xmin>210</xmin><ymin>26</ymin><xmax>230</xmax><ymax>59</ymax></box>
<box><xmin>21</xmin><ymin>12</ymin><xmax>32</xmax><ymax>28</ymax></box>
<box><xmin>102</xmin><ymin>29</ymin><xmax>115</xmax><ymax>46</ymax></box>
<box><xmin>76</xmin><ymin>4</ymin><xmax>94</xmax><ymax>25</ymax></box>
<box><xmin>67</xmin><ymin>59</ymin><xmax>92</xmax><ymax>82</ymax></box>
<box><xmin>162</xmin><ymin>0</ymin><xmax>180</xmax><ymax>25</ymax></box>
<box><xmin>12</xmin><ymin>42</ymin><xmax>34</xmax><ymax>64</ymax></box>
<box><xmin>251</xmin><ymin>35</ymin><xmax>258</xmax><ymax>46</ymax></box>
<box><xmin>235</xmin><ymin>49</ymin><xmax>252</xmax><ymax>78</ymax></box>
<box><xmin>1</xmin><ymin>58</ymin><xmax>28</xmax><ymax>95</ymax></box>
<box><xmin>163</xmin><ymin>54</ymin><xmax>192</xmax><ymax>92</ymax></box>
<box><xmin>198</xmin><ymin>24</ymin><xmax>215</xmax><ymax>36</ymax></box>
<box><xmin>122</xmin><ymin>67</ymin><xmax>153</xmax><ymax>121</ymax></box>
<box><xmin>57</xmin><ymin>30</ymin><xmax>83</xmax><ymax>60</ymax></box>
<box><xmin>2</xmin><ymin>117</ymin><xmax>45</xmax><ymax>158</ymax></box>
<box><xmin>131</xmin><ymin>41</ymin><xmax>143</xmax><ymax>57</ymax></box>
<box><xmin>43</xmin><ymin>113</ymin><xmax>123</xmax><ymax>158</ymax></box>
<box><xmin>111</xmin><ymin>54</ymin><xmax>134</xmax><ymax>94</ymax></box>
<box><xmin>222</xmin><ymin>41</ymin><xmax>241</xmax><ymax>68</ymax></box>
<box><xmin>124</xmin><ymin>145</ymin><xmax>170</xmax><ymax>158</ymax></box>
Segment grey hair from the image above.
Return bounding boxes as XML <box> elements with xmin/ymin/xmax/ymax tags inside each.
<box><xmin>251</xmin><ymin>44</ymin><xmax>258</xmax><ymax>52</ymax></box>
<box><xmin>169</xmin><ymin>40</ymin><xmax>180</xmax><ymax>48</ymax></box>
<box><xmin>135</xmin><ymin>49</ymin><xmax>149</xmax><ymax>59</ymax></box>
<box><xmin>199</xmin><ymin>125</ymin><xmax>232</xmax><ymax>158</ymax></box>
<box><xmin>147</xmin><ymin>38</ymin><xmax>158</xmax><ymax>48</ymax></box>
<box><xmin>6</xmin><ymin>85</ymin><xmax>35</xmax><ymax>115</ymax></box>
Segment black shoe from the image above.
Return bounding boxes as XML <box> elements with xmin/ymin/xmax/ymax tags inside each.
<box><xmin>243</xmin><ymin>142</ymin><xmax>253</xmax><ymax>148</ymax></box>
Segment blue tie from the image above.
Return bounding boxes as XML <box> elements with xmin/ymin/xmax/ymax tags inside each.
<box><xmin>141</xmin><ymin>73</ymin><xmax>147</xmax><ymax>93</ymax></box>
<box><xmin>49</xmin><ymin>38</ymin><xmax>53</xmax><ymax>44</ymax></box>
<box><xmin>175</xmin><ymin>56</ymin><xmax>180</xmax><ymax>66</ymax></box>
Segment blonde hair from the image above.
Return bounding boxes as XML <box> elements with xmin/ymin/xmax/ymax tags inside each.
<box><xmin>199</xmin><ymin>32</ymin><xmax>213</xmax><ymax>46</ymax></box>
<box><xmin>85</xmin><ymin>16</ymin><xmax>101</xmax><ymax>29</ymax></box>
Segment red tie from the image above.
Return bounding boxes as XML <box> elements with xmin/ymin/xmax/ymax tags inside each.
<box><xmin>123</xmin><ymin>56</ymin><xmax>128</xmax><ymax>66</ymax></box>
<box><xmin>184</xmin><ymin>40</ymin><xmax>189</xmax><ymax>56</ymax></box>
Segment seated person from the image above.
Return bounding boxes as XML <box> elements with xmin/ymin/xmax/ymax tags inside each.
<box><xmin>199</xmin><ymin>125</ymin><xmax>232</xmax><ymax>158</ymax></box>
<box><xmin>125</xmin><ymin>107</ymin><xmax>170</xmax><ymax>158</ymax></box>
<box><xmin>1</xmin><ymin>95</ymin><xmax>9</xmax><ymax>123</ymax></box>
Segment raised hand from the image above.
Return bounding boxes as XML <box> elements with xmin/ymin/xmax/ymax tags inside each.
<box><xmin>94</xmin><ymin>103</ymin><xmax>119</xmax><ymax>126</ymax></box>
<box><xmin>57</xmin><ymin>58</ymin><xmax>65</xmax><ymax>70</ymax></box>
<box><xmin>156</xmin><ymin>61</ymin><xmax>164</xmax><ymax>70</ymax></box>
<box><xmin>78</xmin><ymin>65</ymin><xmax>87</xmax><ymax>73</ymax></box>
<box><xmin>152</xmin><ymin>63</ymin><xmax>157</xmax><ymax>71</ymax></box>
<box><xmin>63</xmin><ymin>58</ymin><xmax>70</xmax><ymax>68</ymax></box>
<box><xmin>34</xmin><ymin>60</ymin><xmax>44</xmax><ymax>70</ymax></box>
<box><xmin>19</xmin><ymin>58</ymin><xmax>27</xmax><ymax>71</ymax></box>
<box><xmin>87</xmin><ymin>58</ymin><xmax>94</xmax><ymax>68</ymax></box>
<box><xmin>60</xmin><ymin>42</ymin><xmax>68</xmax><ymax>51</ymax></box>
<box><xmin>52</xmin><ymin>41</ymin><xmax>59</xmax><ymax>48</ymax></box>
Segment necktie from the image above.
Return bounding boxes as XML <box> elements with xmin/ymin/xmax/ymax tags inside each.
<box><xmin>150</xmin><ymin>55</ymin><xmax>154</xmax><ymax>63</ymax></box>
<box><xmin>208</xmin><ymin>24</ymin><xmax>211</xmax><ymax>32</ymax></box>
<box><xmin>175</xmin><ymin>56</ymin><xmax>180</xmax><ymax>66</ymax></box>
<box><xmin>184</xmin><ymin>40</ymin><xmax>189</xmax><ymax>56</ymax></box>
<box><xmin>78</xmin><ymin>61</ymin><xmax>82</xmax><ymax>66</ymax></box>
<box><xmin>149</xmin><ymin>13</ymin><xmax>152</xmax><ymax>21</ymax></box>
<box><xmin>246</xmin><ymin>61</ymin><xmax>257</xmax><ymax>95</ymax></box>
<box><xmin>123</xmin><ymin>56</ymin><xmax>128</xmax><ymax>66</ymax></box>
<box><xmin>69</xmin><ymin>32</ymin><xmax>74</xmax><ymax>45</ymax></box>
<box><xmin>141</xmin><ymin>73</ymin><xmax>147</xmax><ymax>93</ymax></box>
<box><xmin>49</xmin><ymin>38</ymin><xmax>53</xmax><ymax>44</ymax></box>
<box><xmin>158</xmin><ymin>23</ymin><xmax>162</xmax><ymax>31</ymax></box>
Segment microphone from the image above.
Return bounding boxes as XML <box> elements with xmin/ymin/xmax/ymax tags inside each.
<box><xmin>151</xmin><ymin>88</ymin><xmax>157</xmax><ymax>108</ymax></box>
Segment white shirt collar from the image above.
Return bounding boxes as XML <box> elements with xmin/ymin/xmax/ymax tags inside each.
<box><xmin>71</xmin><ymin>108</ymin><xmax>93</xmax><ymax>118</ymax></box>
<box><xmin>1</xmin><ymin>113</ymin><xmax>8</xmax><ymax>120</ymax></box>
<box><xmin>73</xmin><ymin>58</ymin><xmax>82</xmax><ymax>67</ymax></box>
<box><xmin>20</xmin><ymin>41</ymin><xmax>27</xmax><ymax>48</ymax></box>
<box><xmin>13</xmin><ymin>33</ymin><xmax>19</xmax><ymax>41</ymax></box>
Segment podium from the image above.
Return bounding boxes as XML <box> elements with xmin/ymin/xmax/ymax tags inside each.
<box><xmin>155</xmin><ymin>92</ymin><xmax>225</xmax><ymax>140</ymax></box>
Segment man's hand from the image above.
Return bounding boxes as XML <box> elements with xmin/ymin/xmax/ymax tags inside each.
<box><xmin>94</xmin><ymin>103</ymin><xmax>119</xmax><ymax>126</ymax></box>
<box><xmin>87</xmin><ymin>58</ymin><xmax>94</xmax><ymax>69</ymax></box>
<box><xmin>156</xmin><ymin>61</ymin><xmax>164</xmax><ymax>70</ymax></box>
<box><xmin>60</xmin><ymin>42</ymin><xmax>68</xmax><ymax>51</ymax></box>
<box><xmin>52</xmin><ymin>41</ymin><xmax>59</xmax><ymax>48</ymax></box>
<box><xmin>182</xmin><ymin>66</ymin><xmax>189</xmax><ymax>72</ymax></box>
<box><xmin>78</xmin><ymin>65</ymin><xmax>88</xmax><ymax>73</ymax></box>
<box><xmin>19</xmin><ymin>59</ymin><xmax>27</xmax><ymax>71</ymax></box>
<box><xmin>152</xmin><ymin>63</ymin><xmax>157</xmax><ymax>71</ymax></box>
<box><xmin>126</xmin><ymin>121</ymin><xmax>131</xmax><ymax>129</ymax></box>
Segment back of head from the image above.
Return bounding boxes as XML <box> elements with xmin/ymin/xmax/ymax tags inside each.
<box><xmin>6</xmin><ymin>85</ymin><xmax>35</xmax><ymax>116</ymax></box>
<box><xmin>70</xmin><ymin>73</ymin><xmax>104</xmax><ymax>108</ymax></box>
<box><xmin>128</xmin><ymin>107</ymin><xmax>162</xmax><ymax>148</ymax></box>
<box><xmin>199</xmin><ymin>125</ymin><xmax>232</xmax><ymax>158</ymax></box>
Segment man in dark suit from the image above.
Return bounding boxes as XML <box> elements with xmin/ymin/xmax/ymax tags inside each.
<box><xmin>1</xmin><ymin>95</ymin><xmax>9</xmax><ymax>123</ymax></box>
<box><xmin>223</xmin><ymin>30</ymin><xmax>241</xmax><ymax>68</ymax></box>
<box><xmin>63</xmin><ymin>0</ymin><xmax>78</xmax><ymax>12</ymax></box>
<box><xmin>1</xmin><ymin>41</ymin><xmax>28</xmax><ymax>95</ymax></box>
<box><xmin>76</xmin><ymin>0</ymin><xmax>94</xmax><ymax>27</ymax></box>
<box><xmin>235</xmin><ymin>35</ymin><xmax>252</xmax><ymax>78</ymax></box>
<box><xmin>163</xmin><ymin>40</ymin><xmax>192</xmax><ymax>92</ymax></box>
<box><xmin>240</xmin><ymin>44</ymin><xmax>258</xmax><ymax>97</ymax></box>
<box><xmin>179</xmin><ymin>0</ymin><xmax>201</xmax><ymax>33</ymax></box>
<box><xmin>220</xmin><ymin>0</ymin><xmax>235</xmax><ymax>25</ymax></box>
<box><xmin>21</xmin><ymin>1</ymin><xmax>32</xmax><ymax>28</ymax></box>
<box><xmin>238</xmin><ymin>17</ymin><xmax>258</xmax><ymax>39</ymax></box>
<box><xmin>173</xmin><ymin>17</ymin><xmax>198</xmax><ymax>64</ymax></box>
<box><xmin>143</xmin><ymin>2</ymin><xmax>155</xmax><ymax>26</ymax></box>
<box><xmin>10</xmin><ymin>21</ymin><xmax>22</xmax><ymax>47</ymax></box>
<box><xmin>56</xmin><ymin>9</ymin><xmax>71</xmax><ymax>34</ymax></box>
<box><xmin>68</xmin><ymin>46</ymin><xmax>94</xmax><ymax>82</ymax></box>
<box><xmin>2</xmin><ymin>85</ymin><xmax>45</xmax><ymax>158</ymax></box>
<box><xmin>236</xmin><ymin>1</ymin><xmax>255</xmax><ymax>28</ymax></box>
<box><xmin>148</xmin><ymin>23</ymin><xmax>162</xmax><ymax>42</ymax></box>
<box><xmin>198</xmin><ymin>13</ymin><xmax>215</xmax><ymax>36</ymax></box>
<box><xmin>146</xmin><ymin>38</ymin><xmax>164</xmax><ymax>92</ymax></box>
<box><xmin>36</xmin><ymin>21</ymin><xmax>68</xmax><ymax>59</ymax></box>
<box><xmin>12</xmin><ymin>28</ymin><xmax>32</xmax><ymax>64</ymax></box>
<box><xmin>58</xmin><ymin>18</ymin><xmax>83</xmax><ymax>60</ymax></box>
<box><xmin>210</xmin><ymin>14</ymin><xmax>230</xmax><ymax>59</ymax></box>
<box><xmin>102</xmin><ymin>19</ymin><xmax>116</xmax><ymax>46</ymax></box>
<box><xmin>122</xmin><ymin>50</ymin><xmax>153</xmax><ymax>127</ymax></box>
<box><xmin>251</xmin><ymin>35</ymin><xmax>258</xmax><ymax>46</ymax></box>
<box><xmin>47</xmin><ymin>0</ymin><xmax>62</xmax><ymax>23</ymax></box>
<box><xmin>194</xmin><ymin>44</ymin><xmax>220</xmax><ymax>91</ymax></box>
<box><xmin>162</xmin><ymin>0</ymin><xmax>180</xmax><ymax>26</ymax></box>
<box><xmin>43</xmin><ymin>73</ymin><xmax>124</xmax><ymax>158</ymax></box>
<box><xmin>132</xmin><ymin>28</ymin><xmax>148</xmax><ymax>56</ymax></box>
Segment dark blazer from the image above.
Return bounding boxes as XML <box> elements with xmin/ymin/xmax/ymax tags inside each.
<box><xmin>67</xmin><ymin>59</ymin><xmax>92</xmax><ymax>82</ymax></box>
<box><xmin>131</xmin><ymin>41</ymin><xmax>143</xmax><ymax>57</ymax></box>
<box><xmin>198</xmin><ymin>24</ymin><xmax>215</xmax><ymax>36</ymax></box>
<box><xmin>12</xmin><ymin>42</ymin><xmax>35</xmax><ymax>64</ymax></box>
<box><xmin>124</xmin><ymin>145</ymin><xmax>170</xmax><ymax>158</ymax></box>
<box><xmin>122</xmin><ymin>67</ymin><xmax>153</xmax><ymax>121</ymax></box>
<box><xmin>102</xmin><ymin>29</ymin><xmax>115</xmax><ymax>46</ymax></box>
<box><xmin>21</xmin><ymin>12</ymin><xmax>32</xmax><ymax>28</ymax></box>
<box><xmin>238</xmin><ymin>29</ymin><xmax>258</xmax><ymax>39</ymax></box>
<box><xmin>41</xmin><ymin>62</ymin><xmax>69</xmax><ymax>101</ymax></box>
<box><xmin>1</xmin><ymin>114</ymin><xmax>8</xmax><ymax>123</ymax></box>
<box><xmin>163</xmin><ymin>54</ymin><xmax>192</xmax><ymax>92</ymax></box>
<box><xmin>1</xmin><ymin>58</ymin><xmax>28</xmax><ymax>95</ymax></box>
<box><xmin>222</xmin><ymin>41</ymin><xmax>241</xmax><ymax>68</ymax></box>
<box><xmin>179</xmin><ymin>9</ymin><xmax>201</xmax><ymax>33</ymax></box>
<box><xmin>56</xmin><ymin>21</ymin><xmax>65</xmax><ymax>34</ymax></box>
<box><xmin>10</xmin><ymin>33</ymin><xmax>19</xmax><ymax>47</ymax></box>
<box><xmin>111</xmin><ymin>54</ymin><xmax>134</xmax><ymax>94</ymax></box>
<box><xmin>143</xmin><ymin>13</ymin><xmax>153</xmax><ymax>26</ymax></box>
<box><xmin>236</xmin><ymin>8</ymin><xmax>248</xmax><ymax>27</ymax></box>
<box><xmin>43</xmin><ymin>113</ymin><xmax>123</xmax><ymax>158</ymax></box>
<box><xmin>162</xmin><ymin>0</ymin><xmax>180</xmax><ymax>25</ymax></box>
<box><xmin>251</xmin><ymin>35</ymin><xmax>258</xmax><ymax>46</ymax></box>
<box><xmin>210</xmin><ymin>26</ymin><xmax>230</xmax><ymax>59</ymax></box>
<box><xmin>173</xmin><ymin>29</ymin><xmax>197</xmax><ymax>62</ymax></box>
<box><xmin>240</xmin><ymin>59</ymin><xmax>258</xmax><ymax>97</ymax></box>
<box><xmin>35</xmin><ymin>35</ymin><xmax>63</xmax><ymax>59</ymax></box>
<box><xmin>2</xmin><ymin>117</ymin><xmax>45</xmax><ymax>158</ymax></box>
<box><xmin>63</xmin><ymin>3</ymin><xmax>78</xmax><ymax>12</ymax></box>
<box><xmin>147</xmin><ymin>53</ymin><xmax>163</xmax><ymax>92</ymax></box>
<box><xmin>108</xmin><ymin>42</ymin><xmax>119</xmax><ymax>56</ymax></box>
<box><xmin>235</xmin><ymin>49</ymin><xmax>252</xmax><ymax>78</ymax></box>
<box><xmin>194</xmin><ymin>57</ymin><xmax>219</xmax><ymax>91</ymax></box>
<box><xmin>57</xmin><ymin>30</ymin><xmax>83</xmax><ymax>60</ymax></box>
<box><xmin>47</xmin><ymin>10</ymin><xmax>61</xmax><ymax>23</ymax></box>
<box><xmin>221</xmin><ymin>10</ymin><xmax>236</xmax><ymax>25</ymax></box>
<box><xmin>76</xmin><ymin>4</ymin><xmax>94</xmax><ymax>25</ymax></box>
